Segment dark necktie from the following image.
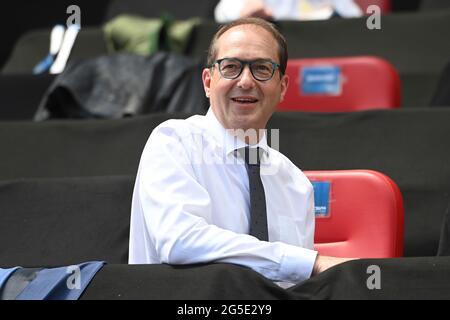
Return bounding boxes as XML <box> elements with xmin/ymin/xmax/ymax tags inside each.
<box><xmin>240</xmin><ymin>147</ymin><xmax>269</xmax><ymax>241</ymax></box>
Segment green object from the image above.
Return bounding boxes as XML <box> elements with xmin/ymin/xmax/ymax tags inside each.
<box><xmin>103</xmin><ymin>14</ymin><xmax>201</xmax><ymax>56</ymax></box>
<box><xmin>103</xmin><ymin>15</ymin><xmax>164</xmax><ymax>56</ymax></box>
<box><xmin>166</xmin><ymin>17</ymin><xmax>201</xmax><ymax>54</ymax></box>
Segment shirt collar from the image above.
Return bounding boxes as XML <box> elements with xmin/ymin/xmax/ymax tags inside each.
<box><xmin>205</xmin><ymin>107</ymin><xmax>270</xmax><ymax>157</ymax></box>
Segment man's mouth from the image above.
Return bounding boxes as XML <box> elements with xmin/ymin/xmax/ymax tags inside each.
<box><xmin>231</xmin><ymin>97</ymin><xmax>259</xmax><ymax>104</ymax></box>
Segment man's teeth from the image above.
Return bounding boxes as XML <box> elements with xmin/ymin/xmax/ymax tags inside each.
<box><xmin>232</xmin><ymin>98</ymin><xmax>257</xmax><ymax>103</ymax></box>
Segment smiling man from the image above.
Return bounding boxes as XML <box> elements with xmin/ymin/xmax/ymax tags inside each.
<box><xmin>203</xmin><ymin>20</ymin><xmax>288</xmax><ymax>137</ymax></box>
<box><xmin>129</xmin><ymin>18</ymin><xmax>352</xmax><ymax>287</ymax></box>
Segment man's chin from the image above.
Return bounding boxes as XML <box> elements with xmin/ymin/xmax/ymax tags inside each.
<box><xmin>229</xmin><ymin>113</ymin><xmax>260</xmax><ymax>131</ymax></box>
<box><xmin>230</xmin><ymin>103</ymin><xmax>258</xmax><ymax>115</ymax></box>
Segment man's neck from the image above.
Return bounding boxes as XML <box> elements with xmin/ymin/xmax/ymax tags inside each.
<box><xmin>233</xmin><ymin>127</ymin><xmax>266</xmax><ymax>145</ymax></box>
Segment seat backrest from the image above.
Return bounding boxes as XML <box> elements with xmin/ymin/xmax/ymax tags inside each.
<box><xmin>278</xmin><ymin>56</ymin><xmax>401</xmax><ymax>112</ymax></box>
<box><xmin>0</xmin><ymin>176</ymin><xmax>134</xmax><ymax>267</ymax></box>
<box><xmin>2</xmin><ymin>27</ymin><xmax>107</xmax><ymax>74</ymax></box>
<box><xmin>104</xmin><ymin>0</ymin><xmax>218</xmax><ymax>22</ymax></box>
<box><xmin>306</xmin><ymin>170</ymin><xmax>404</xmax><ymax>258</ymax></box>
<box><xmin>420</xmin><ymin>0</ymin><xmax>450</xmax><ymax>11</ymax></box>
<box><xmin>354</xmin><ymin>0</ymin><xmax>392</xmax><ymax>13</ymax></box>
<box><xmin>0</xmin><ymin>74</ymin><xmax>55</xmax><ymax>120</ymax></box>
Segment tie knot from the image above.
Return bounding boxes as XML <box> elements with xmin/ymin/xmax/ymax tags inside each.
<box><xmin>238</xmin><ymin>147</ymin><xmax>262</xmax><ymax>166</ymax></box>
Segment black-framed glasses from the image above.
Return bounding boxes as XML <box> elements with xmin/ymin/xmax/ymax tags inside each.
<box><xmin>211</xmin><ymin>58</ymin><xmax>280</xmax><ymax>81</ymax></box>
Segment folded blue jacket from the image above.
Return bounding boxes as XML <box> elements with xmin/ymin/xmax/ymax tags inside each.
<box><xmin>0</xmin><ymin>261</ymin><xmax>105</xmax><ymax>300</ymax></box>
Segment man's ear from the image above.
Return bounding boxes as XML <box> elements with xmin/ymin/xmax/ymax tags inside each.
<box><xmin>202</xmin><ymin>68</ymin><xmax>212</xmax><ymax>98</ymax></box>
<box><xmin>279</xmin><ymin>74</ymin><xmax>289</xmax><ymax>102</ymax></box>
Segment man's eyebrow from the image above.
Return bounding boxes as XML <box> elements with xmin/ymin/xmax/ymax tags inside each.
<box><xmin>220</xmin><ymin>57</ymin><xmax>276</xmax><ymax>61</ymax></box>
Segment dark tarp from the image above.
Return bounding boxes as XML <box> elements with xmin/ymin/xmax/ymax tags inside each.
<box><xmin>104</xmin><ymin>0</ymin><xmax>218</xmax><ymax>22</ymax></box>
<box><xmin>420</xmin><ymin>0</ymin><xmax>450</xmax><ymax>11</ymax></box>
<box><xmin>81</xmin><ymin>263</ymin><xmax>291</xmax><ymax>300</ymax></box>
<box><xmin>437</xmin><ymin>203</ymin><xmax>450</xmax><ymax>256</ymax></box>
<box><xmin>393</xmin><ymin>0</ymin><xmax>421</xmax><ymax>11</ymax></box>
<box><xmin>0</xmin><ymin>176</ymin><xmax>132</xmax><ymax>267</ymax></box>
<box><xmin>292</xmin><ymin>256</ymin><xmax>450</xmax><ymax>299</ymax></box>
<box><xmin>80</xmin><ymin>258</ymin><xmax>450</xmax><ymax>300</ymax></box>
<box><xmin>0</xmin><ymin>113</ymin><xmax>185</xmax><ymax>180</ymax></box>
<box><xmin>431</xmin><ymin>61</ymin><xmax>450</xmax><ymax>107</ymax></box>
<box><xmin>0</xmin><ymin>74</ymin><xmax>54</xmax><ymax>120</ymax></box>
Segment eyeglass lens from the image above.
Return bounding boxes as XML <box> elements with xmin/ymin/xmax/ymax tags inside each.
<box><xmin>218</xmin><ymin>59</ymin><xmax>275</xmax><ymax>81</ymax></box>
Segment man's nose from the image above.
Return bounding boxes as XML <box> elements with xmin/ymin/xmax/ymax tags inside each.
<box><xmin>236</xmin><ymin>65</ymin><xmax>256</xmax><ymax>89</ymax></box>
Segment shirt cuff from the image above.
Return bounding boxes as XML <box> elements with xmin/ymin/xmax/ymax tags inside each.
<box><xmin>279</xmin><ymin>244</ymin><xmax>318</xmax><ymax>283</ymax></box>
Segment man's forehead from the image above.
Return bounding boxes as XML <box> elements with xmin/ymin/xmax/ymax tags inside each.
<box><xmin>215</xmin><ymin>25</ymin><xmax>278</xmax><ymax>59</ymax></box>
<box><xmin>218</xmin><ymin>24</ymin><xmax>274</xmax><ymax>43</ymax></box>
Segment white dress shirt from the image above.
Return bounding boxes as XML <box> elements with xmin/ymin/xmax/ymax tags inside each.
<box><xmin>129</xmin><ymin>108</ymin><xmax>317</xmax><ymax>285</ymax></box>
<box><xmin>214</xmin><ymin>0</ymin><xmax>363</xmax><ymax>22</ymax></box>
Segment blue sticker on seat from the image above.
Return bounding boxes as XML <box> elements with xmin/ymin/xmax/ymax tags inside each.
<box><xmin>311</xmin><ymin>181</ymin><xmax>331</xmax><ymax>217</ymax></box>
<box><xmin>301</xmin><ymin>66</ymin><xmax>342</xmax><ymax>95</ymax></box>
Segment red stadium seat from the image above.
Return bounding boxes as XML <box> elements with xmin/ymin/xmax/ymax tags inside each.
<box><xmin>278</xmin><ymin>56</ymin><xmax>401</xmax><ymax>112</ymax></box>
<box><xmin>306</xmin><ymin>170</ymin><xmax>404</xmax><ymax>258</ymax></box>
<box><xmin>354</xmin><ymin>0</ymin><xmax>392</xmax><ymax>14</ymax></box>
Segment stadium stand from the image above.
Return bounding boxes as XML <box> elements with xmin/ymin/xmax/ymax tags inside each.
<box><xmin>0</xmin><ymin>169</ymin><xmax>404</xmax><ymax>266</ymax></box>
<box><xmin>0</xmin><ymin>0</ymin><xmax>422</xmax><ymax>71</ymax></box>
<box><xmin>1</xmin><ymin>173</ymin><xmax>449</xmax><ymax>299</ymax></box>
<box><xmin>0</xmin><ymin>0</ymin><xmax>110</xmax><ymax>70</ymax></box>
<box><xmin>2</xmin><ymin>0</ymin><xmax>450</xmax><ymax>300</ymax></box>
<box><xmin>3</xmin><ymin>7</ymin><xmax>449</xmax><ymax>114</ymax></box>
<box><xmin>1</xmin><ymin>109</ymin><xmax>450</xmax><ymax>299</ymax></box>
<box><xmin>279</xmin><ymin>10</ymin><xmax>450</xmax><ymax>108</ymax></box>
<box><xmin>186</xmin><ymin>9</ymin><xmax>450</xmax><ymax>108</ymax></box>
<box><xmin>0</xmin><ymin>109</ymin><xmax>449</xmax><ymax>258</ymax></box>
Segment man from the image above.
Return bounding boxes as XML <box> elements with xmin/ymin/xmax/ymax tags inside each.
<box><xmin>129</xmin><ymin>17</ymin><xmax>352</xmax><ymax>286</ymax></box>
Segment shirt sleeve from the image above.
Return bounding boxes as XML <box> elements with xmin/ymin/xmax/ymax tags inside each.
<box><xmin>332</xmin><ymin>0</ymin><xmax>363</xmax><ymax>17</ymax></box>
<box><xmin>135</xmin><ymin>123</ymin><xmax>317</xmax><ymax>283</ymax></box>
<box><xmin>214</xmin><ymin>0</ymin><xmax>246</xmax><ymax>23</ymax></box>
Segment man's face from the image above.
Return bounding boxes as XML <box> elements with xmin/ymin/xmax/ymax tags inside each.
<box><xmin>202</xmin><ymin>25</ymin><xmax>289</xmax><ymax>132</ymax></box>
